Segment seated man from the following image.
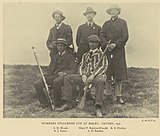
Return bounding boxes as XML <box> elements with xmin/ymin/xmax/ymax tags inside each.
<box><xmin>56</xmin><ymin>35</ymin><xmax>108</xmax><ymax>117</ymax></box>
<box><xmin>34</xmin><ymin>38</ymin><xmax>76</xmax><ymax>108</ymax></box>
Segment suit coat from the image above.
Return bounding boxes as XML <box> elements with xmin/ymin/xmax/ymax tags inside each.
<box><xmin>46</xmin><ymin>23</ymin><xmax>73</xmax><ymax>57</ymax></box>
<box><xmin>76</xmin><ymin>22</ymin><xmax>101</xmax><ymax>61</ymax></box>
<box><xmin>46</xmin><ymin>51</ymin><xmax>76</xmax><ymax>76</ymax></box>
<box><xmin>79</xmin><ymin>49</ymin><xmax>108</xmax><ymax>77</ymax></box>
<box><xmin>100</xmin><ymin>17</ymin><xmax>129</xmax><ymax>80</ymax></box>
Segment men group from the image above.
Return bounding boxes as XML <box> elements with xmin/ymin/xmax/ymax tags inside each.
<box><xmin>34</xmin><ymin>4</ymin><xmax>129</xmax><ymax>117</ymax></box>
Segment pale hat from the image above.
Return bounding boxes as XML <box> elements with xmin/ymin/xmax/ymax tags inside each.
<box><xmin>52</xmin><ymin>10</ymin><xmax>65</xmax><ymax>20</ymax></box>
<box><xmin>83</xmin><ymin>7</ymin><xmax>97</xmax><ymax>16</ymax></box>
<box><xmin>56</xmin><ymin>38</ymin><xmax>67</xmax><ymax>45</ymax></box>
<box><xmin>106</xmin><ymin>4</ymin><xmax>121</xmax><ymax>15</ymax></box>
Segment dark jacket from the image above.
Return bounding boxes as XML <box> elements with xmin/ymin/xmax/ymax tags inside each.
<box><xmin>46</xmin><ymin>23</ymin><xmax>73</xmax><ymax>57</ymax></box>
<box><xmin>76</xmin><ymin>22</ymin><xmax>101</xmax><ymax>61</ymax></box>
<box><xmin>46</xmin><ymin>51</ymin><xmax>76</xmax><ymax>75</ymax></box>
<box><xmin>100</xmin><ymin>17</ymin><xmax>129</xmax><ymax>80</ymax></box>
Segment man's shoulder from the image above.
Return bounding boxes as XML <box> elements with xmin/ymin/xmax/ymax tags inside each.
<box><xmin>78</xmin><ymin>23</ymin><xmax>87</xmax><ymax>29</ymax></box>
<box><xmin>94</xmin><ymin>23</ymin><xmax>101</xmax><ymax>29</ymax></box>
<box><xmin>94</xmin><ymin>49</ymin><xmax>103</xmax><ymax>55</ymax></box>
<box><xmin>65</xmin><ymin>52</ymin><xmax>75</xmax><ymax>59</ymax></box>
<box><xmin>62</xmin><ymin>23</ymin><xmax>72</xmax><ymax>29</ymax></box>
<box><xmin>50</xmin><ymin>26</ymin><xmax>56</xmax><ymax>31</ymax></box>
<box><xmin>118</xmin><ymin>17</ymin><xmax>126</xmax><ymax>22</ymax></box>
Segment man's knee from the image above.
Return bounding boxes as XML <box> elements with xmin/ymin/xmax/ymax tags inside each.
<box><xmin>64</xmin><ymin>74</ymin><xmax>74</xmax><ymax>82</ymax></box>
<box><xmin>53</xmin><ymin>77</ymin><xmax>63</xmax><ymax>86</ymax></box>
<box><xmin>95</xmin><ymin>75</ymin><xmax>106</xmax><ymax>84</ymax></box>
<box><xmin>34</xmin><ymin>79</ymin><xmax>43</xmax><ymax>88</ymax></box>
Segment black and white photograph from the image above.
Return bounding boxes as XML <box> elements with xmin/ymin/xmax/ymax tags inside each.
<box><xmin>3</xmin><ymin>2</ymin><xmax>159</xmax><ymax>119</ymax></box>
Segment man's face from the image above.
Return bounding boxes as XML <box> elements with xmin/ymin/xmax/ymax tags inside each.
<box><xmin>54</xmin><ymin>14</ymin><xmax>63</xmax><ymax>24</ymax></box>
<box><xmin>57</xmin><ymin>43</ymin><xmax>66</xmax><ymax>53</ymax></box>
<box><xmin>85</xmin><ymin>13</ymin><xmax>95</xmax><ymax>21</ymax></box>
<box><xmin>109</xmin><ymin>9</ymin><xmax>119</xmax><ymax>17</ymax></box>
<box><xmin>89</xmin><ymin>41</ymin><xmax>99</xmax><ymax>50</ymax></box>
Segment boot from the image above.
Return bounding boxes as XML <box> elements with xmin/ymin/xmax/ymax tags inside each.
<box><xmin>116</xmin><ymin>96</ymin><xmax>125</xmax><ymax>104</ymax></box>
<box><xmin>55</xmin><ymin>102</ymin><xmax>72</xmax><ymax>111</ymax></box>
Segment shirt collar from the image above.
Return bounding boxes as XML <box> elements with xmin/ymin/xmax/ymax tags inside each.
<box><xmin>89</xmin><ymin>48</ymin><xmax>98</xmax><ymax>54</ymax></box>
<box><xmin>58</xmin><ymin>50</ymin><xmax>66</xmax><ymax>56</ymax></box>
<box><xmin>111</xmin><ymin>16</ymin><xmax>118</xmax><ymax>21</ymax></box>
<box><xmin>87</xmin><ymin>21</ymin><xmax>94</xmax><ymax>26</ymax></box>
<box><xmin>55</xmin><ymin>22</ymin><xmax>63</xmax><ymax>29</ymax></box>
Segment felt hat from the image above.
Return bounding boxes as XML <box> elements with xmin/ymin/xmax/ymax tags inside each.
<box><xmin>83</xmin><ymin>7</ymin><xmax>97</xmax><ymax>16</ymax></box>
<box><xmin>56</xmin><ymin>38</ymin><xmax>67</xmax><ymax>45</ymax></box>
<box><xmin>52</xmin><ymin>10</ymin><xmax>65</xmax><ymax>20</ymax></box>
<box><xmin>106</xmin><ymin>4</ymin><xmax>121</xmax><ymax>15</ymax></box>
<box><xmin>88</xmin><ymin>35</ymin><xmax>100</xmax><ymax>42</ymax></box>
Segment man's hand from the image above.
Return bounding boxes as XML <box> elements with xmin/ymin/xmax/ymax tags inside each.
<box><xmin>58</xmin><ymin>72</ymin><xmax>67</xmax><ymax>77</ymax></box>
<box><xmin>43</xmin><ymin>72</ymin><xmax>50</xmax><ymax>77</ymax></box>
<box><xmin>108</xmin><ymin>43</ymin><xmax>116</xmax><ymax>51</ymax></box>
<box><xmin>87</xmin><ymin>74</ymin><xmax>95</xmax><ymax>83</ymax></box>
<box><xmin>82</xmin><ymin>75</ymin><xmax>87</xmax><ymax>85</ymax></box>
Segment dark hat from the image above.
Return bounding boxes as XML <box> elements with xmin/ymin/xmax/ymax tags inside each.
<box><xmin>56</xmin><ymin>38</ymin><xmax>67</xmax><ymax>45</ymax></box>
<box><xmin>83</xmin><ymin>7</ymin><xmax>97</xmax><ymax>16</ymax></box>
<box><xmin>88</xmin><ymin>35</ymin><xmax>100</xmax><ymax>42</ymax></box>
<box><xmin>106</xmin><ymin>4</ymin><xmax>121</xmax><ymax>15</ymax></box>
<box><xmin>52</xmin><ymin>10</ymin><xmax>65</xmax><ymax>20</ymax></box>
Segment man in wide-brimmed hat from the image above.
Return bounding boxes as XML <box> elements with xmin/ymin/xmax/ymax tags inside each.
<box><xmin>100</xmin><ymin>4</ymin><xmax>129</xmax><ymax>104</ymax></box>
<box><xmin>76</xmin><ymin>7</ymin><xmax>101</xmax><ymax>64</ymax></box>
<box><xmin>57</xmin><ymin>35</ymin><xmax>107</xmax><ymax>118</ymax></box>
<box><xmin>34</xmin><ymin>38</ymin><xmax>76</xmax><ymax>109</ymax></box>
<box><xmin>46</xmin><ymin>10</ymin><xmax>73</xmax><ymax>58</ymax></box>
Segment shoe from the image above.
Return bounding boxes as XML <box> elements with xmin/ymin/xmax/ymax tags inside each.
<box><xmin>86</xmin><ymin>92</ymin><xmax>95</xmax><ymax>101</ymax></box>
<box><xmin>55</xmin><ymin>103</ymin><xmax>72</xmax><ymax>111</ymax></box>
<box><xmin>117</xmin><ymin>96</ymin><xmax>125</xmax><ymax>104</ymax></box>
<box><xmin>53</xmin><ymin>102</ymin><xmax>62</xmax><ymax>108</ymax></box>
<box><xmin>96</xmin><ymin>109</ymin><xmax>103</xmax><ymax>118</ymax></box>
<box><xmin>39</xmin><ymin>104</ymin><xmax>49</xmax><ymax>108</ymax></box>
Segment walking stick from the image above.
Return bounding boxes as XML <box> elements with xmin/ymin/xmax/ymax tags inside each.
<box><xmin>32</xmin><ymin>46</ymin><xmax>55</xmax><ymax>110</ymax></box>
<box><xmin>110</xmin><ymin>51</ymin><xmax>116</xmax><ymax>104</ymax></box>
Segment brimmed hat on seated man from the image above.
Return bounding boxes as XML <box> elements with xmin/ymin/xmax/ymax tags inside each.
<box><xmin>34</xmin><ymin>38</ymin><xmax>76</xmax><ymax>109</ymax></box>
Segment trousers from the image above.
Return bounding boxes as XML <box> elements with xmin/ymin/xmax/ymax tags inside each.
<box><xmin>34</xmin><ymin>75</ymin><xmax>64</xmax><ymax>105</ymax></box>
<box><xmin>62</xmin><ymin>74</ymin><xmax>106</xmax><ymax>107</ymax></box>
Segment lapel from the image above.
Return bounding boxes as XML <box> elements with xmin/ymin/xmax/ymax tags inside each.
<box><xmin>85</xmin><ymin>49</ymin><xmax>100</xmax><ymax>62</ymax></box>
<box><xmin>107</xmin><ymin>17</ymin><xmax>121</xmax><ymax>34</ymax></box>
<box><xmin>113</xmin><ymin>17</ymin><xmax>121</xmax><ymax>24</ymax></box>
<box><xmin>57</xmin><ymin>51</ymin><xmax>67</xmax><ymax>65</ymax></box>
<box><xmin>58</xmin><ymin>22</ymin><xmax>64</xmax><ymax>31</ymax></box>
<box><xmin>84</xmin><ymin>22</ymin><xmax>89</xmax><ymax>28</ymax></box>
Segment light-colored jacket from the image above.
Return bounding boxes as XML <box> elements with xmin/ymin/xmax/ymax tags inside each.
<box><xmin>79</xmin><ymin>49</ymin><xmax>108</xmax><ymax>77</ymax></box>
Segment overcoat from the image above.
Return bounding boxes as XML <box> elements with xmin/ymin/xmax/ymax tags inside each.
<box><xmin>76</xmin><ymin>22</ymin><xmax>101</xmax><ymax>61</ymax></box>
<box><xmin>100</xmin><ymin>17</ymin><xmax>129</xmax><ymax>80</ymax></box>
<box><xmin>46</xmin><ymin>23</ymin><xmax>73</xmax><ymax>57</ymax></box>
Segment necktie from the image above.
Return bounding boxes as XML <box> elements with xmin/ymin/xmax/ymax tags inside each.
<box><xmin>89</xmin><ymin>23</ymin><xmax>92</xmax><ymax>28</ymax></box>
<box><xmin>89</xmin><ymin>51</ymin><xmax>93</xmax><ymax>59</ymax></box>
<box><xmin>56</xmin><ymin>24</ymin><xmax>59</xmax><ymax>29</ymax></box>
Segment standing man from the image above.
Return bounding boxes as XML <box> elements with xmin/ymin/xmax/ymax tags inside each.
<box><xmin>100</xmin><ymin>4</ymin><xmax>129</xmax><ymax>104</ymax></box>
<box><xmin>34</xmin><ymin>38</ymin><xmax>76</xmax><ymax>108</ymax></box>
<box><xmin>46</xmin><ymin>10</ymin><xmax>73</xmax><ymax>57</ymax></box>
<box><xmin>56</xmin><ymin>35</ymin><xmax>107</xmax><ymax>117</ymax></box>
<box><xmin>76</xmin><ymin>7</ymin><xmax>101</xmax><ymax>63</ymax></box>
